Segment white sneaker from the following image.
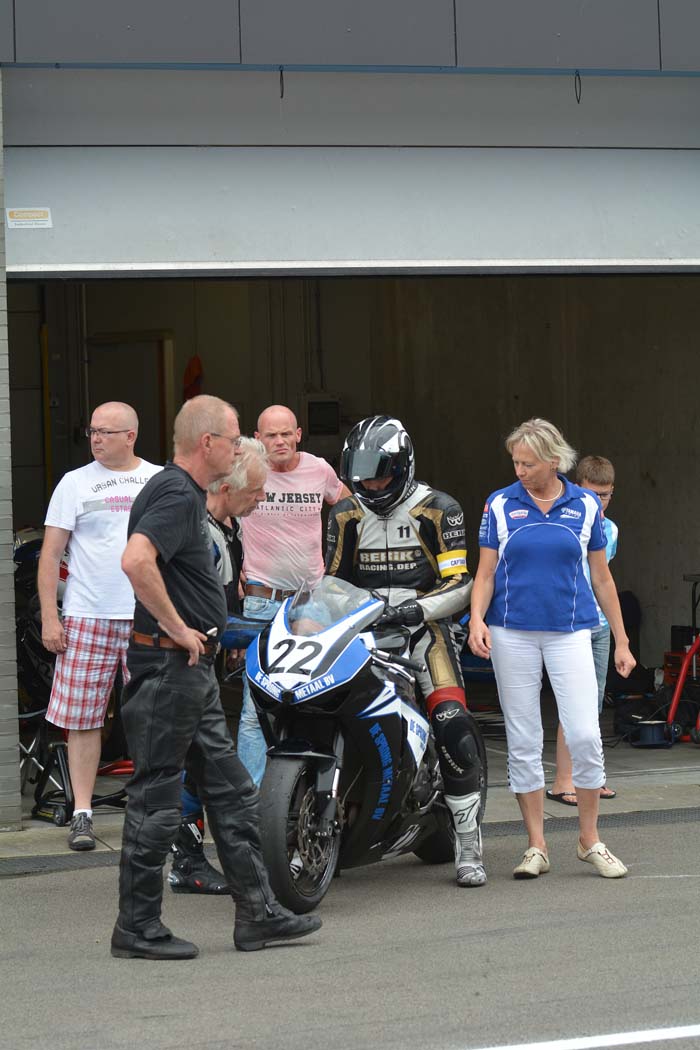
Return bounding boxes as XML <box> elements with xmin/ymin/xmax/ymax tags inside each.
<box><xmin>513</xmin><ymin>847</ymin><xmax>550</xmax><ymax>879</ymax></box>
<box><xmin>577</xmin><ymin>841</ymin><xmax>627</xmax><ymax>878</ymax></box>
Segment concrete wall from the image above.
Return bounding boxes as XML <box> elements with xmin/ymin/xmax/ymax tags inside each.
<box><xmin>5</xmin><ymin>68</ymin><xmax>700</xmax><ymax>150</ymax></box>
<box><xmin>2</xmin><ymin>0</ymin><xmax>700</xmax><ymax>72</ymax></box>
<box><xmin>0</xmin><ymin>74</ymin><xmax>20</xmax><ymax>831</ymax></box>
<box><xmin>10</xmin><ymin>272</ymin><xmax>690</xmax><ymax>669</ymax></box>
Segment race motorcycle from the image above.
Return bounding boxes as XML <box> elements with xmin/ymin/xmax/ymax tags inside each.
<box><xmin>223</xmin><ymin>575</ymin><xmax>488</xmax><ymax>914</ymax></box>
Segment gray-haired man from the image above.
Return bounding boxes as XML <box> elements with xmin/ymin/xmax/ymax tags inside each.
<box><xmin>169</xmin><ymin>438</ymin><xmax>268</xmax><ymax>895</ymax></box>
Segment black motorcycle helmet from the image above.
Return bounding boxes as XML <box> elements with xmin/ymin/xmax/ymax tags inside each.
<box><xmin>341</xmin><ymin>416</ymin><xmax>415</xmax><ymax>515</ymax></box>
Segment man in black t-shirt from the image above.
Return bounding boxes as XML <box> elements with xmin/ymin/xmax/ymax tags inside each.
<box><xmin>111</xmin><ymin>395</ymin><xmax>321</xmax><ymax>960</ymax></box>
<box><xmin>169</xmin><ymin>437</ymin><xmax>268</xmax><ymax>897</ymax></box>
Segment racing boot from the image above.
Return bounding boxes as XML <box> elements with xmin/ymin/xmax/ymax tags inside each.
<box><xmin>168</xmin><ymin>813</ymin><xmax>230</xmax><ymax>895</ymax></box>
<box><xmin>445</xmin><ymin>792</ymin><xmax>487</xmax><ymax>888</ymax></box>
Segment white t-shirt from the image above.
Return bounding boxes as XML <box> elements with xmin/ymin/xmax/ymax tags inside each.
<box><xmin>45</xmin><ymin>458</ymin><xmax>162</xmax><ymax>618</ymax></box>
<box><xmin>240</xmin><ymin>452</ymin><xmax>343</xmax><ymax>591</ymax></box>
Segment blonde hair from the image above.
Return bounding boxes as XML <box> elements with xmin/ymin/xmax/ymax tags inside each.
<box><xmin>505</xmin><ymin>418</ymin><xmax>577</xmax><ymax>473</ymax></box>
<box><xmin>209</xmin><ymin>437</ymin><xmax>268</xmax><ymax>494</ymax></box>
<box><xmin>173</xmin><ymin>395</ymin><xmax>238</xmax><ymax>455</ymax></box>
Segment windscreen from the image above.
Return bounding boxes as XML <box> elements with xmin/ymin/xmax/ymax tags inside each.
<box><xmin>287</xmin><ymin>576</ymin><xmax>377</xmax><ymax>637</ymax></box>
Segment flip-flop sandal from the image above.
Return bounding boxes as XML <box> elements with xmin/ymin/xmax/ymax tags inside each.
<box><xmin>599</xmin><ymin>785</ymin><xmax>617</xmax><ymax>799</ymax></box>
<box><xmin>545</xmin><ymin>789</ymin><xmax>578</xmax><ymax>807</ymax></box>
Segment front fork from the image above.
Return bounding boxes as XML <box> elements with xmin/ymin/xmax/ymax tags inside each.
<box><xmin>313</xmin><ymin>731</ymin><xmax>344</xmax><ymax>839</ymax></box>
<box><xmin>265</xmin><ymin>730</ymin><xmax>344</xmax><ymax>839</ymax></box>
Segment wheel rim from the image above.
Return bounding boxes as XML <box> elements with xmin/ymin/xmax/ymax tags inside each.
<box><xmin>287</xmin><ymin>772</ymin><xmax>339</xmax><ymax>899</ymax></box>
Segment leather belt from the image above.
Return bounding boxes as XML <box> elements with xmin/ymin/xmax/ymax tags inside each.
<box><xmin>131</xmin><ymin>631</ymin><xmax>219</xmax><ymax>656</ymax></box>
<box><xmin>245</xmin><ymin>583</ymin><xmax>296</xmax><ymax>601</ymax></box>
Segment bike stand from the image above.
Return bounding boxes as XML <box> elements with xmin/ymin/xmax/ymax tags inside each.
<box><xmin>31</xmin><ymin>740</ymin><xmax>129</xmax><ymax>826</ymax></box>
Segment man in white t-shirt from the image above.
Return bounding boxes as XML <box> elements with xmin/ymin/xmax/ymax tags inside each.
<box><xmin>238</xmin><ymin>404</ymin><xmax>349</xmax><ymax>783</ymax></box>
<box><xmin>38</xmin><ymin>402</ymin><xmax>161</xmax><ymax>851</ymax></box>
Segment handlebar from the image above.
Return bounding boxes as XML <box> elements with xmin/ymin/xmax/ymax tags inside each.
<box><xmin>370</xmin><ymin>648</ymin><xmax>427</xmax><ymax>674</ymax></box>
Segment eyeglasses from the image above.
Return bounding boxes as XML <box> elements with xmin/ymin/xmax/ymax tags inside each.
<box><xmin>211</xmin><ymin>432</ymin><xmax>242</xmax><ymax>449</ymax></box>
<box><xmin>84</xmin><ymin>427</ymin><xmax>131</xmax><ymax>438</ymax></box>
<box><xmin>594</xmin><ymin>491</ymin><xmax>613</xmax><ymax>500</ymax></box>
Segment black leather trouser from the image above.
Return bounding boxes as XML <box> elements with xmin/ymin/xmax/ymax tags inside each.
<box><xmin>116</xmin><ymin>647</ymin><xmax>276</xmax><ymax>934</ymax></box>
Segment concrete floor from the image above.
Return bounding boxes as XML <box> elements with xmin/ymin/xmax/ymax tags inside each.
<box><xmin>4</xmin><ymin>686</ymin><xmax>700</xmax><ymax>863</ymax></box>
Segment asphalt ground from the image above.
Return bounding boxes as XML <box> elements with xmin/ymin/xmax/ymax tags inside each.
<box><xmin>1</xmin><ymin>812</ymin><xmax>699</xmax><ymax>1050</ymax></box>
<box><xmin>3</xmin><ymin>694</ymin><xmax>700</xmax><ymax>1050</ymax></box>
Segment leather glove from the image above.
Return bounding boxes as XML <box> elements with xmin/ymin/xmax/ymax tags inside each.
<box><xmin>379</xmin><ymin>599</ymin><xmax>425</xmax><ymax>628</ymax></box>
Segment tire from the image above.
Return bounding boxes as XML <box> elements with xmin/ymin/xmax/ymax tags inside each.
<box><xmin>413</xmin><ymin>711</ymin><xmax>489</xmax><ymax>864</ymax></box>
<box><xmin>412</xmin><ymin>809</ymin><xmax>454</xmax><ymax>864</ymax></box>
<box><xmin>259</xmin><ymin>757</ymin><xmax>340</xmax><ymax>914</ymax></box>
<box><xmin>471</xmin><ymin>712</ymin><xmax>489</xmax><ymax>822</ymax></box>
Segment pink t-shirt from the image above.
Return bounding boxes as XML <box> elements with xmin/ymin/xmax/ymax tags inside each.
<box><xmin>240</xmin><ymin>452</ymin><xmax>343</xmax><ymax>590</ymax></box>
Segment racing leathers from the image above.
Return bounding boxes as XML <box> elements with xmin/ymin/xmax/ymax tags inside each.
<box><xmin>325</xmin><ymin>480</ymin><xmax>486</xmax><ymax>886</ymax></box>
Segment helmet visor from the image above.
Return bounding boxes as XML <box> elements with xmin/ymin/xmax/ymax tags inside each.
<box><xmin>343</xmin><ymin>449</ymin><xmax>396</xmax><ymax>482</ymax></box>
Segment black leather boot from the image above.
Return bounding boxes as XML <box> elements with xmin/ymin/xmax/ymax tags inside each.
<box><xmin>205</xmin><ymin>800</ymin><xmax>322</xmax><ymax>951</ymax></box>
<box><xmin>111</xmin><ymin>920</ymin><xmax>199</xmax><ymax>960</ymax></box>
<box><xmin>233</xmin><ymin>903</ymin><xmax>322</xmax><ymax>952</ymax></box>
<box><xmin>168</xmin><ymin>813</ymin><xmax>229</xmax><ymax>895</ymax></box>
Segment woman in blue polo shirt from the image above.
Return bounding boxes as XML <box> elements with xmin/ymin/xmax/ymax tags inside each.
<box><xmin>469</xmin><ymin>418</ymin><xmax>635</xmax><ymax>881</ymax></box>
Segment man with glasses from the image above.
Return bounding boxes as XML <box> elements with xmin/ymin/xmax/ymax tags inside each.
<box><xmin>112</xmin><ymin>395</ymin><xmax>321</xmax><ymax>958</ymax></box>
<box><xmin>38</xmin><ymin>402</ymin><xmax>161</xmax><ymax>850</ymax></box>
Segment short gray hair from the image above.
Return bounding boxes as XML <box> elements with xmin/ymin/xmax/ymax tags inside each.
<box><xmin>173</xmin><ymin>395</ymin><xmax>238</xmax><ymax>455</ymax></box>
<box><xmin>505</xmin><ymin>418</ymin><xmax>577</xmax><ymax>473</ymax></box>
<box><xmin>209</xmin><ymin>436</ymin><xmax>268</xmax><ymax>494</ymax></box>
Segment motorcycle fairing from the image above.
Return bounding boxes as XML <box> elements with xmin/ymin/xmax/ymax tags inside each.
<box><xmin>358</xmin><ymin>683</ymin><xmax>430</xmax><ymax>767</ymax></box>
<box><xmin>247</xmin><ymin>597</ymin><xmax>383</xmax><ymax>703</ymax></box>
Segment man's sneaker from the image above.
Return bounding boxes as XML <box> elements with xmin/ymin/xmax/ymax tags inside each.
<box><xmin>68</xmin><ymin>812</ymin><xmax>95</xmax><ymax>851</ymax></box>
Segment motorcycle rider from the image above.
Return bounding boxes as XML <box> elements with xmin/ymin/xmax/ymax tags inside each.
<box><xmin>326</xmin><ymin>415</ymin><xmax>486</xmax><ymax>887</ymax></box>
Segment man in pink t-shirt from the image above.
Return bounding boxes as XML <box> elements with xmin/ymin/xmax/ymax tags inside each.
<box><xmin>238</xmin><ymin>404</ymin><xmax>349</xmax><ymax>783</ymax></box>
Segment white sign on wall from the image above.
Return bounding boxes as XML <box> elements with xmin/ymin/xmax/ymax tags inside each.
<box><xmin>6</xmin><ymin>208</ymin><xmax>53</xmax><ymax>229</ymax></box>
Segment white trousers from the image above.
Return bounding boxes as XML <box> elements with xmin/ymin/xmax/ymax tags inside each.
<box><xmin>490</xmin><ymin>626</ymin><xmax>605</xmax><ymax>794</ymax></box>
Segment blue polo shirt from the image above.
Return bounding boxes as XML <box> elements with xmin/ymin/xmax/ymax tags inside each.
<box><xmin>479</xmin><ymin>476</ymin><xmax>606</xmax><ymax>632</ymax></box>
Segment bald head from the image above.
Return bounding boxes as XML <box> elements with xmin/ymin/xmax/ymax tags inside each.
<box><xmin>255</xmin><ymin>404</ymin><xmax>301</xmax><ymax>472</ymax></box>
<box><xmin>94</xmin><ymin>401</ymin><xmax>139</xmax><ymax>433</ymax></box>
<box><xmin>89</xmin><ymin>401</ymin><xmax>140</xmax><ymax>471</ymax></box>
<box><xmin>257</xmin><ymin>404</ymin><xmax>297</xmax><ymax>433</ymax></box>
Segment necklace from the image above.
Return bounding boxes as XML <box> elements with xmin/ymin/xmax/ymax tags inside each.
<box><xmin>525</xmin><ymin>480</ymin><xmax>563</xmax><ymax>504</ymax></box>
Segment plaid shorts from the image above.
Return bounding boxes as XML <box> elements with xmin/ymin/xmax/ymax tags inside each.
<box><xmin>46</xmin><ymin>617</ymin><xmax>132</xmax><ymax>731</ymax></box>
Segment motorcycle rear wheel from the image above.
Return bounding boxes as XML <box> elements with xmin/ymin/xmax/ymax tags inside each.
<box><xmin>259</xmin><ymin>757</ymin><xmax>341</xmax><ymax>914</ymax></box>
<box><xmin>413</xmin><ymin>711</ymin><xmax>489</xmax><ymax>864</ymax></box>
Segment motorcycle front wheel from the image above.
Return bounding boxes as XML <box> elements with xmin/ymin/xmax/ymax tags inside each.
<box><xmin>259</xmin><ymin>757</ymin><xmax>341</xmax><ymax>914</ymax></box>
